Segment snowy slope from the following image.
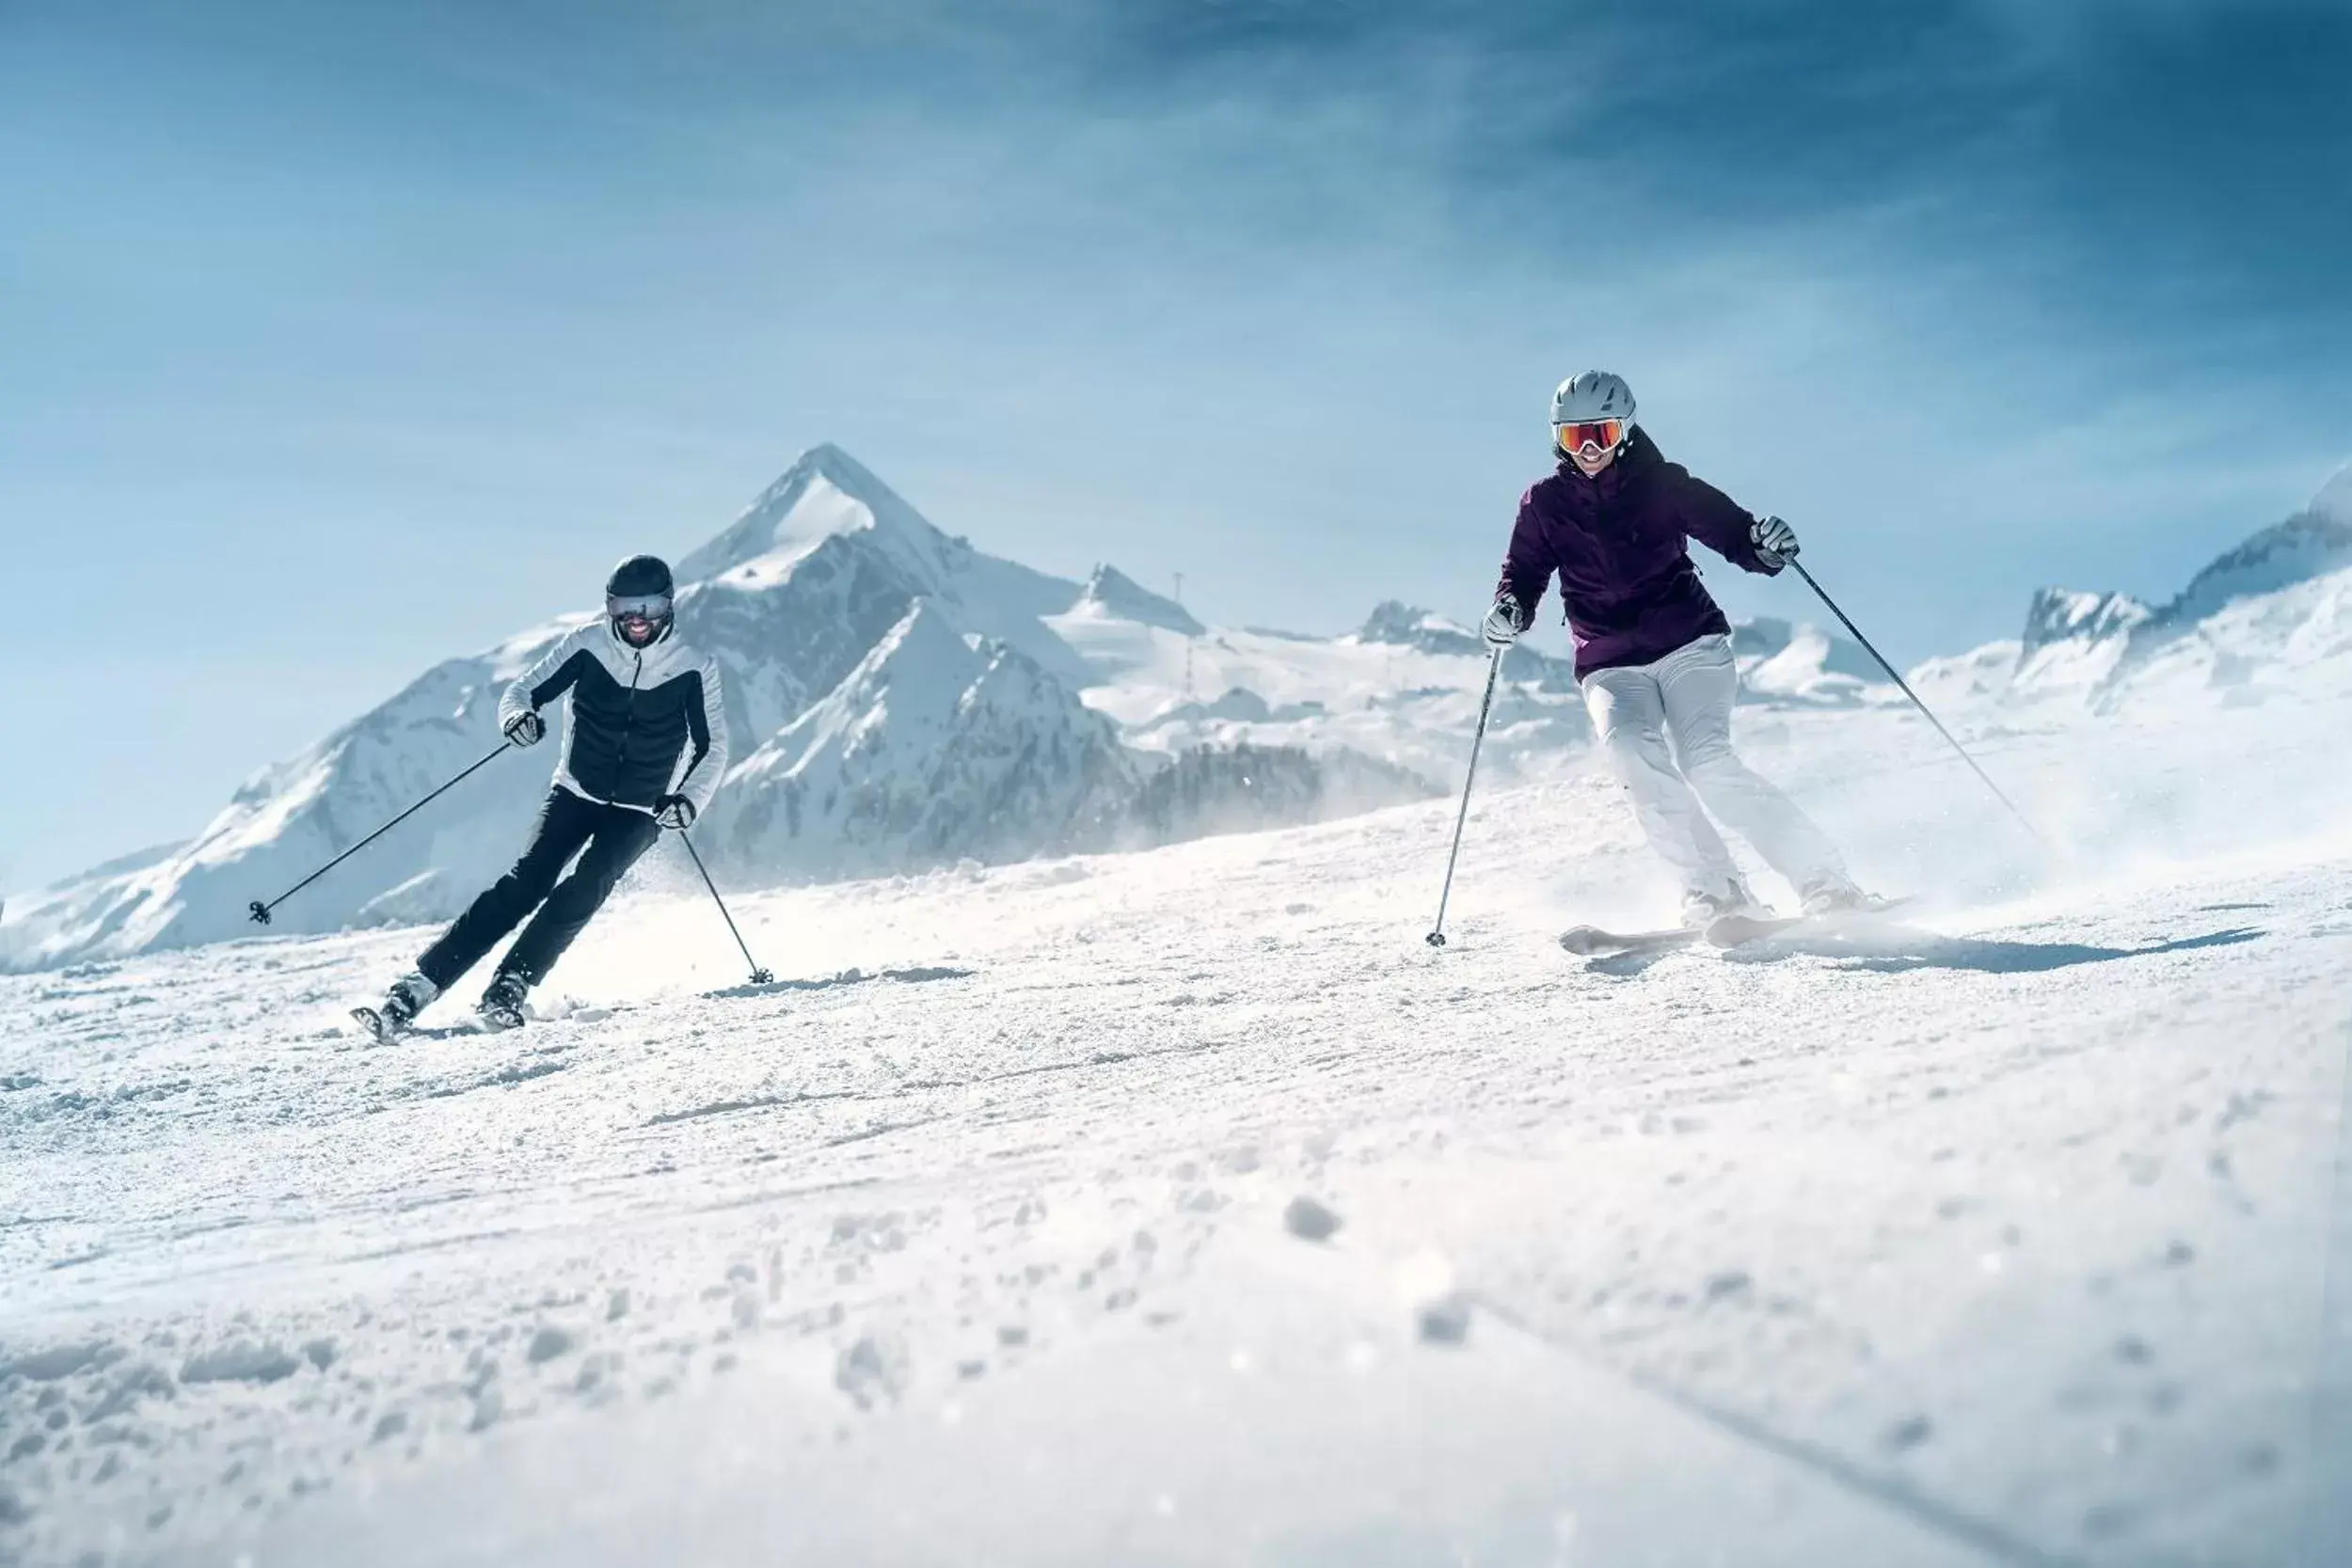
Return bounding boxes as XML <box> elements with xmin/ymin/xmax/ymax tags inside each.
<box><xmin>5</xmin><ymin>676</ymin><xmax>2348</xmax><ymax>1566</ymax></box>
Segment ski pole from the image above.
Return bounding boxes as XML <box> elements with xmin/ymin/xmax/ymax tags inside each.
<box><xmin>1788</xmin><ymin>560</ymin><xmax>2043</xmax><ymax>846</ymax></box>
<box><xmin>1426</xmin><ymin>645</ymin><xmax>1505</xmax><ymax>948</ymax></box>
<box><xmin>247</xmin><ymin>738</ymin><xmax>515</xmax><ymax>925</ymax></box>
<box><xmin>675</xmin><ymin>828</ymin><xmax>773</xmax><ymax>985</ymax></box>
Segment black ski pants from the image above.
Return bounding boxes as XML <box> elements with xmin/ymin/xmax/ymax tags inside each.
<box><xmin>418</xmin><ymin>786</ymin><xmax>660</xmax><ymax>990</ymax></box>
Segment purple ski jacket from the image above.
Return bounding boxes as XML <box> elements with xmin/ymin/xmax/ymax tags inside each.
<box><xmin>1496</xmin><ymin>428</ymin><xmax>1777</xmax><ymax>680</ymax></box>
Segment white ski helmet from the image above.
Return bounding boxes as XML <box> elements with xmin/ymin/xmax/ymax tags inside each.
<box><xmin>1551</xmin><ymin>371</ymin><xmax>1637</xmax><ymax>459</ymax></box>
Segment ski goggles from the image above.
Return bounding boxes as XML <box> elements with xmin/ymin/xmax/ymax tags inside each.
<box><xmin>1555</xmin><ymin>419</ymin><xmax>1628</xmax><ymax>453</ymax></box>
<box><xmin>606</xmin><ymin>592</ymin><xmax>674</xmax><ymax>623</ymax></box>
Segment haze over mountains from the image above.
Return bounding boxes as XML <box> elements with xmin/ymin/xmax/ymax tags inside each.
<box><xmin>5</xmin><ymin>447</ymin><xmax>2348</xmax><ymax>973</ymax></box>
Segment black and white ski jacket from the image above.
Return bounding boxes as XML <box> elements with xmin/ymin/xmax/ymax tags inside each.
<box><xmin>498</xmin><ymin>620</ymin><xmax>729</xmax><ymax>817</ymax></box>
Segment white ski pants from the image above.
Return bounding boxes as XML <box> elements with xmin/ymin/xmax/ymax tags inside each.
<box><xmin>1580</xmin><ymin>633</ymin><xmax>1848</xmax><ymax>897</ymax></box>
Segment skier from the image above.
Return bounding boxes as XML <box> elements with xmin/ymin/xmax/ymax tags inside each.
<box><xmin>1482</xmin><ymin>371</ymin><xmax>1872</xmax><ymax>928</ymax></box>
<box><xmin>367</xmin><ymin>555</ymin><xmax>729</xmax><ymax>1033</ymax></box>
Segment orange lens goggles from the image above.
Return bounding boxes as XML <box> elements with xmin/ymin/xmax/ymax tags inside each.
<box><xmin>1556</xmin><ymin>419</ymin><xmax>1625</xmax><ymax>452</ymax></box>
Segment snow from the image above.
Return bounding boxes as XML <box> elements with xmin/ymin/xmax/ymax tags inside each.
<box><xmin>4</xmin><ymin>674</ymin><xmax>2348</xmax><ymax>1565</ymax></box>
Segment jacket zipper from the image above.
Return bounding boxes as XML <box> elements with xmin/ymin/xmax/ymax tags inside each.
<box><xmin>612</xmin><ymin>650</ymin><xmax>643</xmax><ymax>797</ymax></box>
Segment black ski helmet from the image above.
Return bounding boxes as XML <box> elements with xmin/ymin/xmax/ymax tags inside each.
<box><xmin>605</xmin><ymin>554</ymin><xmax>675</xmax><ymax>644</ymax></box>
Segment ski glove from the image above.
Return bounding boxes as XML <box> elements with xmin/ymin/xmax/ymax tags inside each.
<box><xmin>1481</xmin><ymin>595</ymin><xmax>1525</xmax><ymax>650</ymax></box>
<box><xmin>654</xmin><ymin>794</ymin><xmax>696</xmax><ymax>831</ymax></box>
<box><xmin>503</xmin><ymin>711</ymin><xmax>546</xmax><ymax>747</ymax></box>
<box><xmin>1751</xmin><ymin>515</ymin><xmax>1800</xmax><ymax>572</ymax></box>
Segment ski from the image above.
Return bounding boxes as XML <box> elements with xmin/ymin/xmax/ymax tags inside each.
<box><xmin>1705</xmin><ymin>896</ymin><xmax>1916</xmax><ymax>949</ymax></box>
<box><xmin>350</xmin><ymin>1006</ymin><xmax>406</xmax><ymax>1045</ymax></box>
<box><xmin>1560</xmin><ymin>924</ymin><xmax>1704</xmax><ymax>958</ymax></box>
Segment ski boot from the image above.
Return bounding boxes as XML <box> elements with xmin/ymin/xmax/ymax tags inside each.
<box><xmin>1706</xmin><ymin>879</ymin><xmax>1913</xmax><ymax>949</ymax></box>
<box><xmin>477</xmin><ymin>971</ymin><xmax>532</xmax><ymax>1032</ymax></box>
<box><xmin>354</xmin><ymin>971</ymin><xmax>437</xmax><ymax>1044</ymax></box>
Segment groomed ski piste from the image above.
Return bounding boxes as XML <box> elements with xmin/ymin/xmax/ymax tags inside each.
<box><xmin>7</xmin><ymin>668</ymin><xmax>2350</xmax><ymax>1568</ymax></box>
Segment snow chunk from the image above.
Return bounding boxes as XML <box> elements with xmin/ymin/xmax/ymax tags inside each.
<box><xmin>1417</xmin><ymin>1295</ymin><xmax>1473</xmax><ymax>1345</ymax></box>
<box><xmin>1281</xmin><ymin>1196</ymin><xmax>1343</xmax><ymax>1243</ymax></box>
<box><xmin>835</xmin><ymin>1333</ymin><xmax>910</xmax><ymax>1410</ymax></box>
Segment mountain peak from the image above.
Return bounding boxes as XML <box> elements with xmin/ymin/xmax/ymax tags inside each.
<box><xmin>675</xmin><ymin>444</ymin><xmax>949</xmax><ymax>586</ymax></box>
<box><xmin>751</xmin><ymin>442</ymin><xmax>883</xmax><ymax>514</ymax></box>
<box><xmin>2020</xmin><ymin>588</ymin><xmax>2153</xmax><ymax>656</ymax></box>
<box><xmin>1357</xmin><ymin>601</ymin><xmax>1471</xmax><ymax>650</ymax></box>
<box><xmin>2312</xmin><ymin>460</ymin><xmax>2352</xmax><ymax>525</ymax></box>
<box><xmin>1073</xmin><ymin>565</ymin><xmax>1205</xmax><ymax>636</ymax></box>
<box><xmin>2161</xmin><ymin>500</ymin><xmax>2352</xmax><ymax>628</ymax></box>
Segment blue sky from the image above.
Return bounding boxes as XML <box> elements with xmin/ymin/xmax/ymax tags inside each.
<box><xmin>4</xmin><ymin>0</ymin><xmax>2349</xmax><ymax>889</ymax></box>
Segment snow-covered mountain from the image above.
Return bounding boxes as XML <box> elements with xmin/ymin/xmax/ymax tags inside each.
<box><xmin>1082</xmin><ymin>740</ymin><xmax>1441</xmax><ymax>850</ymax></box>
<box><xmin>2160</xmin><ymin>461</ymin><xmax>2352</xmax><ymax>626</ymax></box>
<box><xmin>1730</xmin><ymin>615</ymin><xmax>1891</xmax><ymax>705</ymax></box>
<box><xmin>1910</xmin><ymin>462</ymin><xmax>2352</xmax><ymax>711</ymax></box>
<box><xmin>0</xmin><ymin>444</ymin><xmax>1892</xmax><ymax>972</ymax></box>
<box><xmin>707</xmin><ymin>602</ymin><xmax>1136</xmax><ymax>879</ymax></box>
<box><xmin>681</xmin><ymin>446</ymin><xmax>1093</xmax><ymax>691</ymax></box>
<box><xmin>1068</xmin><ymin>563</ymin><xmax>1205</xmax><ymax>638</ymax></box>
<box><xmin>1049</xmin><ymin>600</ymin><xmax>1587</xmax><ymax>792</ymax></box>
<box><xmin>1353</xmin><ymin>600</ymin><xmax>1576</xmax><ymax>688</ymax></box>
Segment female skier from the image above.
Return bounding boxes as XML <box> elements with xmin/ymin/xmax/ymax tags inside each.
<box><xmin>1483</xmin><ymin>371</ymin><xmax>1871</xmax><ymax>927</ymax></box>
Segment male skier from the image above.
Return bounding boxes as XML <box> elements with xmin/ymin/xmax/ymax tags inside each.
<box><xmin>1483</xmin><ymin>371</ymin><xmax>1873</xmax><ymax>928</ymax></box>
<box><xmin>364</xmin><ymin>554</ymin><xmax>728</xmax><ymax>1035</ymax></box>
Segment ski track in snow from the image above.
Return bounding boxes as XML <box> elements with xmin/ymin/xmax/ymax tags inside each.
<box><xmin>2</xmin><ymin>705</ymin><xmax>2349</xmax><ymax>1566</ymax></box>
